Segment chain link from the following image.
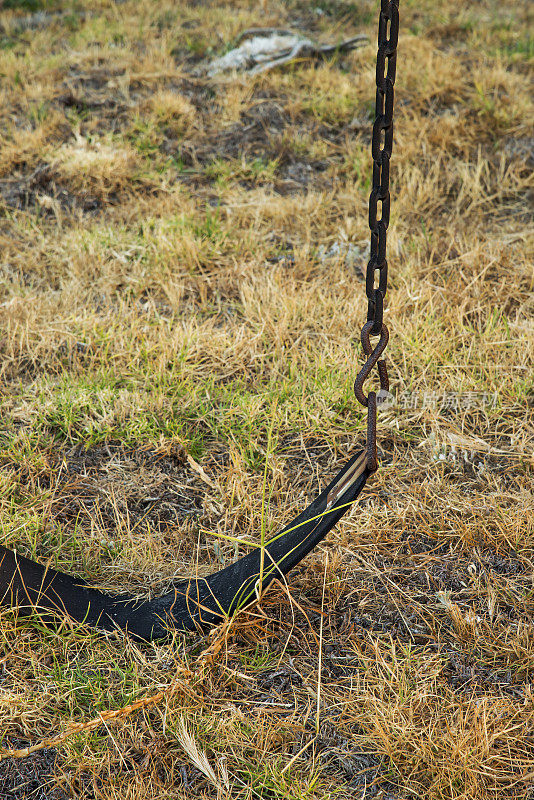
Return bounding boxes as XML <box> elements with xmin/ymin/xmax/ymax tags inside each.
<box><xmin>354</xmin><ymin>0</ymin><xmax>399</xmax><ymax>471</ymax></box>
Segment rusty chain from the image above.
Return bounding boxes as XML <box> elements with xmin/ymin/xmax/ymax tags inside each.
<box><xmin>354</xmin><ymin>0</ymin><xmax>399</xmax><ymax>472</ymax></box>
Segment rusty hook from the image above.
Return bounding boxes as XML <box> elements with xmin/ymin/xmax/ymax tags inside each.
<box><xmin>354</xmin><ymin>322</ymin><xmax>390</xmax><ymax>406</ymax></box>
<box><xmin>354</xmin><ymin>322</ymin><xmax>390</xmax><ymax>473</ymax></box>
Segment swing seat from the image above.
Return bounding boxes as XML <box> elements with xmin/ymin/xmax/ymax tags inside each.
<box><xmin>0</xmin><ymin>451</ymin><xmax>369</xmax><ymax>640</ymax></box>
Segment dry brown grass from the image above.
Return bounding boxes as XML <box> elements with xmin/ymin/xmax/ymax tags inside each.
<box><xmin>0</xmin><ymin>0</ymin><xmax>533</xmax><ymax>797</ymax></box>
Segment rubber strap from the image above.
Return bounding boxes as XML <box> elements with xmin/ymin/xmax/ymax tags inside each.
<box><xmin>0</xmin><ymin>451</ymin><xmax>369</xmax><ymax>640</ymax></box>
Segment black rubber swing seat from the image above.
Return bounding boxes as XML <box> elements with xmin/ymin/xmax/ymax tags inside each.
<box><xmin>0</xmin><ymin>450</ymin><xmax>369</xmax><ymax>641</ymax></box>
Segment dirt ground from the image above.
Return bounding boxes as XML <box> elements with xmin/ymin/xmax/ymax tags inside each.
<box><xmin>0</xmin><ymin>0</ymin><xmax>533</xmax><ymax>798</ymax></box>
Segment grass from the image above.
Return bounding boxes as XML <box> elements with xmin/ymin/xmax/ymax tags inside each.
<box><xmin>0</xmin><ymin>0</ymin><xmax>533</xmax><ymax>797</ymax></box>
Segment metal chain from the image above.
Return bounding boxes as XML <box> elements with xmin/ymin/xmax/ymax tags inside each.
<box><xmin>354</xmin><ymin>0</ymin><xmax>399</xmax><ymax>472</ymax></box>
